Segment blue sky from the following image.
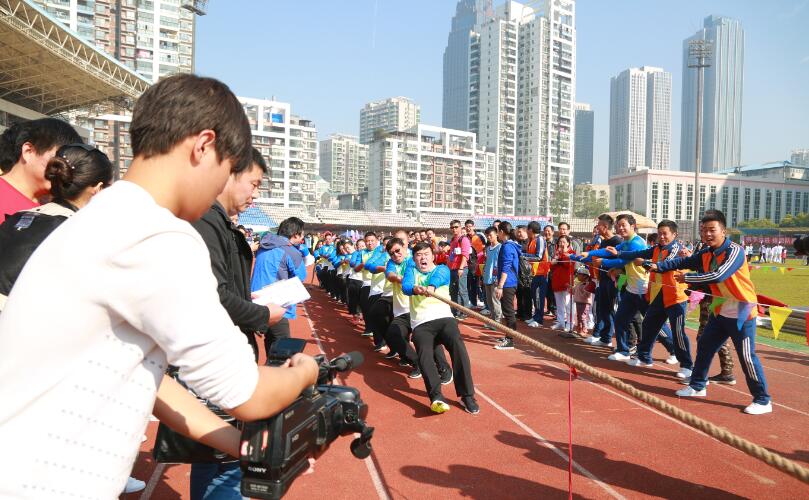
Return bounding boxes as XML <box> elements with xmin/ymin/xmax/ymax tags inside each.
<box><xmin>196</xmin><ymin>0</ymin><xmax>809</xmax><ymax>184</ymax></box>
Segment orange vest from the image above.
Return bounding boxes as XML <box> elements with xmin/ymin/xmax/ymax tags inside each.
<box><xmin>699</xmin><ymin>244</ymin><xmax>758</xmax><ymax>318</ymax></box>
<box><xmin>527</xmin><ymin>238</ymin><xmax>551</xmax><ymax>276</ymax></box>
<box><xmin>646</xmin><ymin>245</ymin><xmax>687</xmax><ymax>307</ymax></box>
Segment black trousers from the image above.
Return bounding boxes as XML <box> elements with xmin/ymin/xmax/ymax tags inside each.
<box><xmin>347</xmin><ymin>278</ymin><xmax>362</xmax><ymax>315</ymax></box>
<box><xmin>500</xmin><ymin>286</ymin><xmax>517</xmax><ymax>336</ymax></box>
<box><xmin>359</xmin><ymin>285</ymin><xmax>371</xmax><ymax>323</ymax></box>
<box><xmin>367</xmin><ymin>295</ymin><xmax>393</xmax><ymax>348</ymax></box>
<box><xmin>335</xmin><ymin>274</ymin><xmax>347</xmax><ymax>303</ymax></box>
<box><xmin>386</xmin><ymin>313</ymin><xmax>450</xmax><ymax>371</ymax></box>
<box><xmin>263</xmin><ymin>318</ymin><xmax>290</xmax><ymax>361</ymax></box>
<box><xmin>328</xmin><ymin>269</ymin><xmax>338</xmax><ymax>298</ymax></box>
<box><xmin>517</xmin><ymin>285</ymin><xmax>533</xmax><ymax>320</ymax></box>
<box><xmin>412</xmin><ymin>317</ymin><xmax>475</xmax><ymax>401</ymax></box>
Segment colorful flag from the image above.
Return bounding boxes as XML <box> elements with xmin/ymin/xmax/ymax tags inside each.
<box><xmin>769</xmin><ymin>306</ymin><xmax>793</xmax><ymax>340</ymax></box>
<box><xmin>709</xmin><ymin>296</ymin><xmax>726</xmax><ymax>313</ymax></box>
<box><xmin>616</xmin><ymin>274</ymin><xmax>627</xmax><ymax>290</ymax></box>
<box><xmin>687</xmin><ymin>291</ymin><xmax>705</xmax><ymax>313</ymax></box>
<box><xmin>779</xmin><ymin>267</ymin><xmax>786</xmax><ymax>275</ymax></box>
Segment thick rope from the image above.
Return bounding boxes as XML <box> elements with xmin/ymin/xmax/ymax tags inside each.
<box><xmin>424</xmin><ymin>289</ymin><xmax>809</xmax><ymax>485</ymax></box>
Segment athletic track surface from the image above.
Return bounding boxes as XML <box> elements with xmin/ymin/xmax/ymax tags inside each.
<box><xmin>125</xmin><ymin>267</ymin><xmax>809</xmax><ymax>499</ymax></box>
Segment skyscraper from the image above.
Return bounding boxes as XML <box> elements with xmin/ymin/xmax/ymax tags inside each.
<box><xmin>319</xmin><ymin>134</ymin><xmax>368</xmax><ymax>196</ymax></box>
<box><xmin>240</xmin><ymin>97</ymin><xmax>318</xmax><ymax>208</ymax></box>
<box><xmin>608</xmin><ymin>66</ymin><xmax>671</xmax><ymax>178</ymax></box>
<box><xmin>469</xmin><ymin>0</ymin><xmax>576</xmax><ymax>216</ymax></box>
<box><xmin>34</xmin><ymin>0</ymin><xmax>198</xmax><ymax>176</ymax></box>
<box><xmin>680</xmin><ymin>15</ymin><xmax>744</xmax><ymax>173</ymax></box>
<box><xmin>574</xmin><ymin>103</ymin><xmax>594</xmax><ymax>184</ymax></box>
<box><xmin>359</xmin><ymin>97</ymin><xmax>420</xmax><ymax>145</ymax></box>
<box><xmin>442</xmin><ymin>0</ymin><xmax>492</xmax><ymax>131</ymax></box>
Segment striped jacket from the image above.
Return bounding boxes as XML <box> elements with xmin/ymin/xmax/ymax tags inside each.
<box><xmin>619</xmin><ymin>241</ymin><xmax>687</xmax><ymax>307</ymax></box>
<box><xmin>657</xmin><ymin>238</ymin><xmax>757</xmax><ymax>318</ymax></box>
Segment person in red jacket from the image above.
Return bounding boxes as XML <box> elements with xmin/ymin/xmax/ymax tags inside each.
<box><xmin>550</xmin><ymin>235</ymin><xmax>576</xmax><ymax>330</ymax></box>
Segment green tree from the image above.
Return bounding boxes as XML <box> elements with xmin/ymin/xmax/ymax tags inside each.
<box><xmin>779</xmin><ymin>213</ymin><xmax>809</xmax><ymax>227</ymax></box>
<box><xmin>573</xmin><ymin>184</ymin><xmax>609</xmax><ymax>218</ymax></box>
<box><xmin>738</xmin><ymin>218</ymin><xmax>777</xmax><ymax>229</ymax></box>
<box><xmin>549</xmin><ymin>182</ymin><xmax>571</xmax><ymax>220</ymax></box>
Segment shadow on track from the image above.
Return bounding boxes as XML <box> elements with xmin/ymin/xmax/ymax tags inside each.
<box><xmin>495</xmin><ymin>430</ymin><xmax>748</xmax><ymax>500</ymax></box>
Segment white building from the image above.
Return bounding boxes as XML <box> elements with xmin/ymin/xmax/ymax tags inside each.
<box><xmin>681</xmin><ymin>16</ymin><xmax>744</xmax><ymax>173</ymax></box>
<box><xmin>240</xmin><ymin>97</ymin><xmax>318</xmax><ymax>208</ymax></box>
<box><xmin>359</xmin><ymin>97</ymin><xmax>420</xmax><ymax>145</ymax></box>
<box><xmin>36</xmin><ymin>0</ymin><xmax>199</xmax><ymax>177</ymax></box>
<box><xmin>574</xmin><ymin>102</ymin><xmax>594</xmax><ymax>184</ymax></box>
<box><xmin>469</xmin><ymin>0</ymin><xmax>576</xmax><ymax>216</ymax></box>
<box><xmin>791</xmin><ymin>149</ymin><xmax>809</xmax><ymax>166</ymax></box>
<box><xmin>367</xmin><ymin>124</ymin><xmax>497</xmax><ymax>215</ymax></box>
<box><xmin>609</xmin><ymin>162</ymin><xmax>809</xmax><ymax>229</ymax></box>
<box><xmin>608</xmin><ymin>66</ymin><xmax>671</xmax><ymax>177</ymax></box>
<box><xmin>319</xmin><ymin>134</ymin><xmax>368</xmax><ymax>196</ymax></box>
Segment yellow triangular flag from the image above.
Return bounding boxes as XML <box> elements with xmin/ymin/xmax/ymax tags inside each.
<box><xmin>769</xmin><ymin>306</ymin><xmax>793</xmax><ymax>340</ymax></box>
<box><xmin>779</xmin><ymin>267</ymin><xmax>786</xmax><ymax>275</ymax></box>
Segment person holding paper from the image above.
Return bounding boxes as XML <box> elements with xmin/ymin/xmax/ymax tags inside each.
<box><xmin>252</xmin><ymin>216</ymin><xmax>309</xmax><ymax>354</ymax></box>
<box><xmin>191</xmin><ymin>147</ymin><xmax>288</xmax><ymax>360</ymax></box>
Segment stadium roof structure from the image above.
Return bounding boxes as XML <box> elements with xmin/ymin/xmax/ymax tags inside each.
<box><xmin>0</xmin><ymin>0</ymin><xmax>149</xmax><ymax>115</ymax></box>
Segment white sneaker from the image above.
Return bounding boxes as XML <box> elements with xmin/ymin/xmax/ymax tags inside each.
<box><xmin>607</xmin><ymin>352</ymin><xmax>631</xmax><ymax>361</ymax></box>
<box><xmin>676</xmin><ymin>368</ymin><xmax>693</xmax><ymax>379</ymax></box>
<box><xmin>676</xmin><ymin>386</ymin><xmax>706</xmax><ymax>397</ymax></box>
<box><xmin>664</xmin><ymin>355</ymin><xmax>678</xmax><ymax>365</ymax></box>
<box><xmin>551</xmin><ymin>322</ymin><xmax>564</xmax><ymax>330</ymax></box>
<box><xmin>481</xmin><ymin>308</ymin><xmax>491</xmax><ymax>316</ymax></box>
<box><xmin>583</xmin><ymin>335</ymin><xmax>600</xmax><ymax>344</ymax></box>
<box><xmin>526</xmin><ymin>320</ymin><xmax>540</xmax><ymax>328</ymax></box>
<box><xmin>743</xmin><ymin>402</ymin><xmax>773</xmax><ymax>415</ymax></box>
<box><xmin>123</xmin><ymin>477</ymin><xmax>146</xmax><ymax>494</ymax></box>
<box><xmin>626</xmin><ymin>358</ymin><xmax>653</xmax><ymax>367</ymax></box>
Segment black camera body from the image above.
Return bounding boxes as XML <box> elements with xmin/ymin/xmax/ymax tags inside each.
<box><xmin>239</xmin><ymin>340</ymin><xmax>373</xmax><ymax>499</ymax></box>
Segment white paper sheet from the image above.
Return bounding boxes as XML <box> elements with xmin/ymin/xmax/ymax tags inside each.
<box><xmin>251</xmin><ymin>277</ymin><xmax>311</xmax><ymax>308</ymax></box>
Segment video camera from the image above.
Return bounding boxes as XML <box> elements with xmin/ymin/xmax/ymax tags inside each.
<box><xmin>240</xmin><ymin>338</ymin><xmax>374</xmax><ymax>499</ymax></box>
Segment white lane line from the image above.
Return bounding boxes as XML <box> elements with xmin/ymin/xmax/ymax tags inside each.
<box><xmin>475</xmin><ymin>388</ymin><xmax>626</xmax><ymax>500</ymax></box>
<box><xmin>301</xmin><ymin>302</ymin><xmax>391</xmax><ymax>500</ymax></box>
<box><xmin>138</xmin><ymin>462</ymin><xmax>165</xmax><ymax>500</ymax></box>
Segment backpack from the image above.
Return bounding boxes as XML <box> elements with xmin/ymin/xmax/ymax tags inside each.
<box><xmin>517</xmin><ymin>250</ymin><xmax>534</xmax><ymax>288</ymax></box>
<box><xmin>466</xmin><ymin>233</ymin><xmax>484</xmax><ymax>270</ymax></box>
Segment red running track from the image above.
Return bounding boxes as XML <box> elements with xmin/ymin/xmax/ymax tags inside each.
<box><xmin>125</xmin><ymin>272</ymin><xmax>809</xmax><ymax>499</ymax></box>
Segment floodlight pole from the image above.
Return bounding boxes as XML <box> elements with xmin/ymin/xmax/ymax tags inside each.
<box><xmin>689</xmin><ymin>39</ymin><xmax>712</xmax><ymax>242</ymax></box>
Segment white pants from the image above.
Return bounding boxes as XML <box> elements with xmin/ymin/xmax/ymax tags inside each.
<box><xmin>554</xmin><ymin>291</ymin><xmax>572</xmax><ymax>328</ymax></box>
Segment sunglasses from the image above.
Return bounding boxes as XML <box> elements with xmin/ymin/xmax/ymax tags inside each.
<box><xmin>388</xmin><ymin>247</ymin><xmax>403</xmax><ymax>255</ymax></box>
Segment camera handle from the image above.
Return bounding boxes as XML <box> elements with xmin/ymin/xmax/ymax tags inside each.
<box><xmin>350</xmin><ymin>423</ymin><xmax>374</xmax><ymax>459</ymax></box>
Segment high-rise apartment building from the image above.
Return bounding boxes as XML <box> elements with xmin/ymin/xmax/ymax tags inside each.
<box><xmin>359</xmin><ymin>97</ymin><xmax>420</xmax><ymax>145</ymax></box>
<box><xmin>240</xmin><ymin>97</ymin><xmax>318</xmax><ymax>208</ymax></box>
<box><xmin>442</xmin><ymin>0</ymin><xmax>492</xmax><ymax>131</ymax></box>
<box><xmin>36</xmin><ymin>0</ymin><xmax>198</xmax><ymax>176</ymax></box>
<box><xmin>319</xmin><ymin>134</ymin><xmax>368</xmax><ymax>196</ymax></box>
<box><xmin>608</xmin><ymin>66</ymin><xmax>671</xmax><ymax>177</ymax></box>
<box><xmin>468</xmin><ymin>0</ymin><xmax>576</xmax><ymax>216</ymax></box>
<box><xmin>790</xmin><ymin>149</ymin><xmax>809</xmax><ymax>166</ymax></box>
<box><xmin>367</xmin><ymin>125</ymin><xmax>497</xmax><ymax>215</ymax></box>
<box><xmin>681</xmin><ymin>15</ymin><xmax>744</xmax><ymax>173</ymax></box>
<box><xmin>573</xmin><ymin>102</ymin><xmax>593</xmax><ymax>184</ymax></box>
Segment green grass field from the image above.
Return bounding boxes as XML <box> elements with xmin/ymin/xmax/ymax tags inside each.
<box><xmin>684</xmin><ymin>258</ymin><xmax>808</xmax><ymax>350</ymax></box>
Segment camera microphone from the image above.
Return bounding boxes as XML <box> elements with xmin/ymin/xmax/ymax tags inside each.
<box><xmin>331</xmin><ymin>351</ymin><xmax>364</xmax><ymax>372</ymax></box>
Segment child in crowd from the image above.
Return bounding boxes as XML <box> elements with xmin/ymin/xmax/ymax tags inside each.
<box><xmin>550</xmin><ymin>234</ymin><xmax>576</xmax><ymax>331</ymax></box>
<box><xmin>569</xmin><ymin>267</ymin><xmax>595</xmax><ymax>338</ymax></box>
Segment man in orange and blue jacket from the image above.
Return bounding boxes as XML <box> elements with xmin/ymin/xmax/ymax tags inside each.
<box><xmin>652</xmin><ymin>210</ymin><xmax>771</xmax><ymax>415</ymax></box>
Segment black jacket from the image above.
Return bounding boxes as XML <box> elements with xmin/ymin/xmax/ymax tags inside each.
<box><xmin>191</xmin><ymin>202</ymin><xmax>269</xmax><ymax>334</ymax></box>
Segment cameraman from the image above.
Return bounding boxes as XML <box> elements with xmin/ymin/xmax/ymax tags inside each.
<box><xmin>0</xmin><ymin>74</ymin><xmax>319</xmax><ymax>499</ymax></box>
